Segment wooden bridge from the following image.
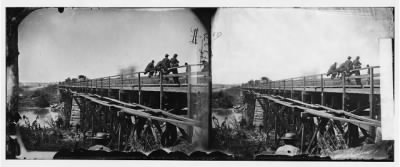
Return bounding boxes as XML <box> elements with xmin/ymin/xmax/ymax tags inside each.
<box><xmin>58</xmin><ymin>64</ymin><xmax>210</xmax><ymax>151</ymax></box>
<box><xmin>241</xmin><ymin>66</ymin><xmax>382</xmax><ymax>154</ymax></box>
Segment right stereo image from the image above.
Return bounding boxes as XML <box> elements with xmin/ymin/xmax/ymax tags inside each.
<box><xmin>210</xmin><ymin>7</ymin><xmax>394</xmax><ymax>160</ymax></box>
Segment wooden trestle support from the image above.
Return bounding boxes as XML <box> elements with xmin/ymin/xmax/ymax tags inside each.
<box><xmin>245</xmin><ymin>90</ymin><xmax>381</xmax><ymax>155</ymax></box>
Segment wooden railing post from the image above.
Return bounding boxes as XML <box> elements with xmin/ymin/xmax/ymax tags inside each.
<box><xmin>108</xmin><ymin>76</ymin><xmax>111</xmax><ymax>97</ymax></box>
<box><xmin>342</xmin><ymin>74</ymin><xmax>346</xmax><ymax>110</ymax></box>
<box><xmin>302</xmin><ymin>76</ymin><xmax>306</xmax><ymax>101</ymax></box>
<box><xmin>100</xmin><ymin>78</ymin><xmax>103</xmax><ymax>96</ymax></box>
<box><xmin>138</xmin><ymin>73</ymin><xmax>142</xmax><ymax>104</ymax></box>
<box><xmin>321</xmin><ymin>74</ymin><xmax>325</xmax><ymax>106</ymax></box>
<box><xmin>119</xmin><ymin>74</ymin><xmax>123</xmax><ymax>101</ymax></box>
<box><xmin>121</xmin><ymin>74</ymin><xmax>124</xmax><ymax>89</ymax></box>
<box><xmin>159</xmin><ymin>72</ymin><xmax>163</xmax><ymax>109</ymax></box>
<box><xmin>291</xmin><ymin>79</ymin><xmax>294</xmax><ymax>99</ymax></box>
<box><xmin>283</xmin><ymin>80</ymin><xmax>286</xmax><ymax>97</ymax></box>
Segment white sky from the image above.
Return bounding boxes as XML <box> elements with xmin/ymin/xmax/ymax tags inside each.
<box><xmin>212</xmin><ymin>8</ymin><xmax>393</xmax><ymax>84</ymax></box>
<box><xmin>18</xmin><ymin>8</ymin><xmax>206</xmax><ymax>82</ymax></box>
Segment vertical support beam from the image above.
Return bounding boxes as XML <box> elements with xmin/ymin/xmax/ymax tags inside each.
<box><xmin>369</xmin><ymin>67</ymin><xmax>375</xmax><ymax>137</ymax></box>
<box><xmin>138</xmin><ymin>73</ymin><xmax>142</xmax><ymax>104</ymax></box>
<box><xmin>160</xmin><ymin>72</ymin><xmax>164</xmax><ymax>109</ymax></box>
<box><xmin>283</xmin><ymin>80</ymin><xmax>286</xmax><ymax>97</ymax></box>
<box><xmin>119</xmin><ymin>74</ymin><xmax>123</xmax><ymax>101</ymax></box>
<box><xmin>342</xmin><ymin>74</ymin><xmax>346</xmax><ymax>110</ymax></box>
<box><xmin>100</xmin><ymin>78</ymin><xmax>103</xmax><ymax>97</ymax></box>
<box><xmin>320</xmin><ymin>74</ymin><xmax>325</xmax><ymax>106</ymax></box>
<box><xmin>94</xmin><ymin>79</ymin><xmax>96</xmax><ymax>94</ymax></box>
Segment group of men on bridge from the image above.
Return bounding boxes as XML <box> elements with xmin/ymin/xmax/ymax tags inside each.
<box><xmin>144</xmin><ymin>54</ymin><xmax>181</xmax><ymax>84</ymax></box>
<box><xmin>144</xmin><ymin>53</ymin><xmax>209</xmax><ymax>84</ymax></box>
<box><xmin>326</xmin><ymin>56</ymin><xmax>367</xmax><ymax>85</ymax></box>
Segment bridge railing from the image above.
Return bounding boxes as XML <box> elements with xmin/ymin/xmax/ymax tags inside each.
<box><xmin>59</xmin><ymin>63</ymin><xmax>209</xmax><ymax>90</ymax></box>
<box><xmin>242</xmin><ymin>66</ymin><xmax>380</xmax><ymax>91</ymax></box>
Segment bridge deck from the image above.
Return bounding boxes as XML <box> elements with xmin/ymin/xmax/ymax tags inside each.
<box><xmin>58</xmin><ymin>64</ymin><xmax>209</xmax><ymax>93</ymax></box>
<box><xmin>62</xmin><ymin>84</ymin><xmax>208</xmax><ymax>93</ymax></box>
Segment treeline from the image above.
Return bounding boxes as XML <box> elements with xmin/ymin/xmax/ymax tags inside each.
<box><xmin>246</xmin><ymin>76</ymin><xmax>271</xmax><ymax>86</ymax></box>
<box><xmin>64</xmin><ymin>75</ymin><xmax>88</xmax><ymax>83</ymax></box>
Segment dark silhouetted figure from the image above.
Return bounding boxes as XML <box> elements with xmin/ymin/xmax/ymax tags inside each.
<box><xmin>144</xmin><ymin>60</ymin><xmax>155</xmax><ymax>78</ymax></box>
<box><xmin>201</xmin><ymin>60</ymin><xmax>209</xmax><ymax>72</ymax></box>
<box><xmin>344</xmin><ymin>56</ymin><xmax>353</xmax><ymax>77</ymax></box>
<box><xmin>170</xmin><ymin>54</ymin><xmax>180</xmax><ymax>85</ymax></box>
<box><xmin>155</xmin><ymin>60</ymin><xmax>163</xmax><ymax>77</ymax></box>
<box><xmin>353</xmin><ymin>56</ymin><xmax>362</xmax><ymax>85</ymax></box>
<box><xmin>161</xmin><ymin>54</ymin><xmax>170</xmax><ymax>81</ymax></box>
<box><xmin>326</xmin><ymin>62</ymin><xmax>338</xmax><ymax>79</ymax></box>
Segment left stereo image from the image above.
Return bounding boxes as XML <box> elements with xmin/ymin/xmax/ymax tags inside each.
<box><xmin>5</xmin><ymin>8</ymin><xmax>214</xmax><ymax>159</ymax></box>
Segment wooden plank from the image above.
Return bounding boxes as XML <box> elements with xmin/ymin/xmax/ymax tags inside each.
<box><xmin>73</xmin><ymin>92</ymin><xmax>201</xmax><ymax>127</ymax></box>
<box><xmin>314</xmin><ymin>104</ymin><xmax>381</xmax><ymax>125</ymax></box>
<box><xmin>259</xmin><ymin>94</ymin><xmax>381</xmax><ymax>127</ymax></box>
<box><xmin>85</xmin><ymin>92</ymin><xmax>201</xmax><ymax>124</ymax></box>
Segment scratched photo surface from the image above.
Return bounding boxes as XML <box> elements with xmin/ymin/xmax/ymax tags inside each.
<box><xmin>210</xmin><ymin>8</ymin><xmax>394</xmax><ymax>160</ymax></box>
<box><xmin>6</xmin><ymin>8</ymin><xmax>212</xmax><ymax>159</ymax></box>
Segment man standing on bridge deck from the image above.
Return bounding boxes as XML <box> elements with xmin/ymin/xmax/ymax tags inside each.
<box><xmin>170</xmin><ymin>54</ymin><xmax>180</xmax><ymax>85</ymax></box>
<box><xmin>336</xmin><ymin>62</ymin><xmax>346</xmax><ymax>78</ymax></box>
<box><xmin>353</xmin><ymin>56</ymin><xmax>362</xmax><ymax>85</ymax></box>
<box><xmin>275</xmin><ymin>132</ymin><xmax>300</xmax><ymax>156</ymax></box>
<box><xmin>344</xmin><ymin>56</ymin><xmax>353</xmax><ymax>77</ymax></box>
<box><xmin>326</xmin><ymin>62</ymin><xmax>338</xmax><ymax>79</ymax></box>
<box><xmin>144</xmin><ymin>60</ymin><xmax>155</xmax><ymax>78</ymax></box>
<box><xmin>155</xmin><ymin>60</ymin><xmax>163</xmax><ymax>77</ymax></box>
<box><xmin>162</xmin><ymin>54</ymin><xmax>171</xmax><ymax>81</ymax></box>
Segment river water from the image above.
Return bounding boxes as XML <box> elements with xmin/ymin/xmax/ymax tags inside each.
<box><xmin>18</xmin><ymin>107</ymin><xmax>60</xmax><ymax>128</ymax></box>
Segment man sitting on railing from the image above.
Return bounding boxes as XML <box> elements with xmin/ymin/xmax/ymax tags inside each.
<box><xmin>352</xmin><ymin>56</ymin><xmax>362</xmax><ymax>85</ymax></box>
<box><xmin>344</xmin><ymin>56</ymin><xmax>354</xmax><ymax>78</ymax></box>
<box><xmin>337</xmin><ymin>56</ymin><xmax>353</xmax><ymax>82</ymax></box>
<box><xmin>170</xmin><ymin>54</ymin><xmax>180</xmax><ymax>84</ymax></box>
<box><xmin>155</xmin><ymin>60</ymin><xmax>163</xmax><ymax>77</ymax></box>
<box><xmin>336</xmin><ymin>62</ymin><xmax>346</xmax><ymax>79</ymax></box>
<box><xmin>144</xmin><ymin>60</ymin><xmax>155</xmax><ymax>78</ymax></box>
<box><xmin>161</xmin><ymin>54</ymin><xmax>171</xmax><ymax>81</ymax></box>
<box><xmin>326</xmin><ymin>62</ymin><xmax>338</xmax><ymax>79</ymax></box>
